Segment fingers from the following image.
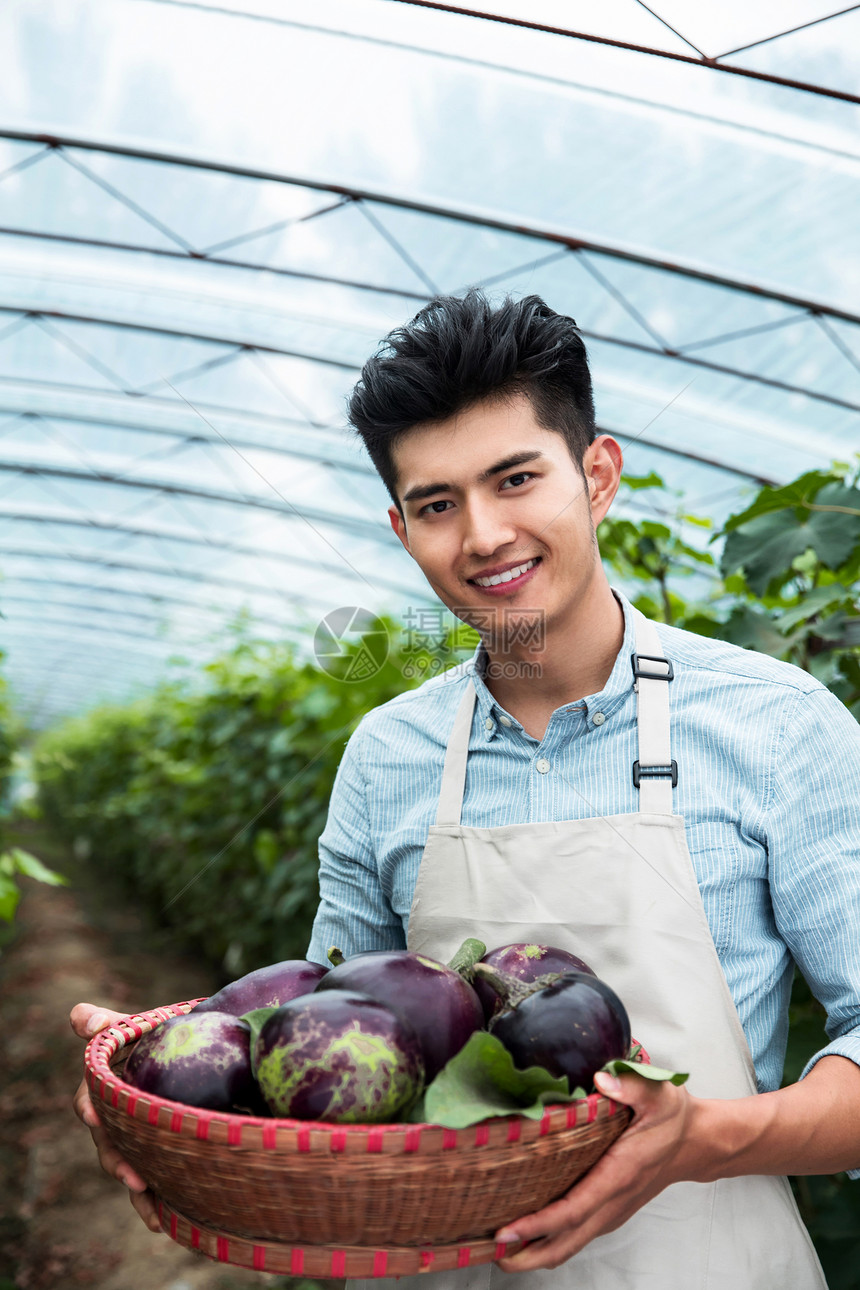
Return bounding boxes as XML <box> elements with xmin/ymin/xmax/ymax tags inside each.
<box><xmin>69</xmin><ymin>1001</ymin><xmax>160</xmax><ymax>1233</ymax></box>
<box><xmin>130</xmin><ymin>1185</ymin><xmax>162</xmax><ymax>1234</ymax></box>
<box><xmin>69</xmin><ymin>1002</ymin><xmax>126</xmax><ymax>1039</ymax></box>
<box><xmin>495</xmin><ymin>1079</ymin><xmax>694</xmax><ymax>1272</ymax></box>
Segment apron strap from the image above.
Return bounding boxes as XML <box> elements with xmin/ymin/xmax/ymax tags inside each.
<box><xmin>434</xmin><ymin>613</ymin><xmax>676</xmax><ymax>825</ymax></box>
<box><xmin>434</xmin><ymin>680</ymin><xmax>477</xmax><ymax>827</ymax></box>
<box><xmin>631</xmin><ymin>610</ymin><xmax>676</xmax><ymax>815</ymax></box>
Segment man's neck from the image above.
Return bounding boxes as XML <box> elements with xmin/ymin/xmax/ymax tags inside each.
<box><xmin>481</xmin><ymin>578</ymin><xmax>625</xmax><ymax>740</ymax></box>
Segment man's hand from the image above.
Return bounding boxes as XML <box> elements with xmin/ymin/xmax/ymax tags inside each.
<box><xmin>495</xmin><ymin>1069</ymin><xmax>697</xmax><ymax>1272</ymax></box>
<box><xmin>70</xmin><ymin>1002</ymin><xmax>162</xmax><ymax>1234</ymax></box>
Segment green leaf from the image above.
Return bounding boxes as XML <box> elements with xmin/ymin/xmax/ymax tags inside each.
<box><xmin>0</xmin><ymin>873</ymin><xmax>21</xmax><ymax>923</ymax></box>
<box><xmin>775</xmin><ymin>587</ymin><xmax>853</xmax><ymax>634</ymax></box>
<box><xmin>241</xmin><ymin>1007</ymin><xmax>279</xmax><ymax>1077</ymax></box>
<box><xmin>622</xmin><ymin>471</ymin><xmax>665</xmax><ymax>491</ymax></box>
<box><xmin>423</xmin><ymin>1031</ymin><xmax>581</xmax><ymax>1128</ymax></box>
<box><xmin>2</xmin><ymin>848</ymin><xmax>67</xmax><ymax>887</ymax></box>
<box><xmin>603</xmin><ymin>1058</ymin><xmax>688</xmax><ymax>1085</ymax></box>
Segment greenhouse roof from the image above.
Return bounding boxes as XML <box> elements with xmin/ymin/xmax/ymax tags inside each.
<box><xmin>0</xmin><ymin>0</ymin><xmax>858</xmax><ymax>726</ymax></box>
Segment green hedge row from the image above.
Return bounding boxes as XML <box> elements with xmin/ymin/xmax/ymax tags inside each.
<box><xmin>32</xmin><ymin>631</ymin><xmax>450</xmax><ymax>977</ymax></box>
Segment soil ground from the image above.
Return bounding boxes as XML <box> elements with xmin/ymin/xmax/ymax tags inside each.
<box><xmin>0</xmin><ymin>825</ymin><xmax>336</xmax><ymax>1290</ymax></box>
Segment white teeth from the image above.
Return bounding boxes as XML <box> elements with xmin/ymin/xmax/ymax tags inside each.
<box><xmin>473</xmin><ymin>558</ymin><xmax>537</xmax><ymax>588</ymax></box>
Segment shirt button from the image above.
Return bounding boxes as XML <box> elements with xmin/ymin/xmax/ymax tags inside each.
<box><xmin>484</xmin><ymin>716</ymin><xmax>495</xmax><ymax>732</ymax></box>
<box><xmin>592</xmin><ymin>712</ymin><xmax>606</xmax><ymax>726</ymax></box>
<box><xmin>498</xmin><ymin>715</ymin><xmax>512</xmax><ymax>727</ymax></box>
<box><xmin>536</xmin><ymin>758</ymin><xmax>550</xmax><ymax>774</ymax></box>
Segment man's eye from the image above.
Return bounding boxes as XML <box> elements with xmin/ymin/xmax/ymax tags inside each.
<box><xmin>502</xmin><ymin>472</ymin><xmax>533</xmax><ymax>489</ymax></box>
<box><xmin>420</xmin><ymin>499</ymin><xmax>452</xmax><ymax>515</ymax></box>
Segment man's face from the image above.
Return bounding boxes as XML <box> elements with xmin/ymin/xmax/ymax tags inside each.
<box><xmin>388</xmin><ymin>393</ymin><xmax>620</xmax><ymax>648</ymax></box>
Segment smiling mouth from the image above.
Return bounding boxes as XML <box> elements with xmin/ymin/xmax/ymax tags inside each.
<box><xmin>470</xmin><ymin>557</ymin><xmax>540</xmax><ymax>588</ymax></box>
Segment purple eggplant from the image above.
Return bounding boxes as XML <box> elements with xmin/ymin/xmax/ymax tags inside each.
<box><xmin>192</xmin><ymin>959</ymin><xmax>328</xmax><ymax>1016</ymax></box>
<box><xmin>254</xmin><ymin>989</ymin><xmax>424</xmax><ymax>1123</ymax></box>
<box><xmin>123</xmin><ymin>1011</ymin><xmax>263</xmax><ymax>1113</ymax></box>
<box><xmin>315</xmin><ymin>949</ymin><xmax>484</xmax><ymax>1081</ymax></box>
<box><xmin>489</xmin><ymin>971</ymin><xmax>631</xmax><ymax>1092</ymax></box>
<box><xmin>474</xmin><ymin>943</ymin><xmax>595</xmax><ymax>1021</ymax></box>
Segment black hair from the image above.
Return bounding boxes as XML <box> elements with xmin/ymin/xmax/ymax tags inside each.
<box><xmin>347</xmin><ymin>290</ymin><xmax>596</xmax><ymax>506</ymax></box>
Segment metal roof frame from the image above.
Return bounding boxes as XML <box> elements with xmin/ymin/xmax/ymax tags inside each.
<box><xmin>0</xmin><ymin>513</ymin><xmax>423</xmax><ymax>600</ymax></box>
<box><xmin>3</xmin><ymin>132</ymin><xmax>858</xmax><ymax>325</ymax></box>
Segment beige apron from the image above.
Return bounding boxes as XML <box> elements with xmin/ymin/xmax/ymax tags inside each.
<box><xmin>350</xmin><ymin>611</ymin><xmax>826</xmax><ymax>1289</ymax></box>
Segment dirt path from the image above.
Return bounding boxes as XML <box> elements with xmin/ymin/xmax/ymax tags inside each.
<box><xmin>0</xmin><ymin>828</ymin><xmax>326</xmax><ymax>1290</ymax></box>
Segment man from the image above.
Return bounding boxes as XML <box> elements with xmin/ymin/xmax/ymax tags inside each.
<box><xmin>73</xmin><ymin>292</ymin><xmax>860</xmax><ymax>1287</ymax></box>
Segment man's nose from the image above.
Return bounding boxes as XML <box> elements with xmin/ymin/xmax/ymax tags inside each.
<box><xmin>461</xmin><ymin>500</ymin><xmax>518</xmax><ymax>558</ymax></box>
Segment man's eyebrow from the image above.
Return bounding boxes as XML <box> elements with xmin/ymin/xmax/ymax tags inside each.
<box><xmin>401</xmin><ymin>451</ymin><xmax>545</xmax><ymax>505</ymax></box>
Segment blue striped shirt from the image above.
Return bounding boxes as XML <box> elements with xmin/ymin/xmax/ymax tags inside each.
<box><xmin>308</xmin><ymin>591</ymin><xmax>860</xmax><ymax>1105</ymax></box>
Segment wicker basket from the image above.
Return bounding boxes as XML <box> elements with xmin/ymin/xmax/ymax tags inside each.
<box><xmin>86</xmin><ymin>1000</ymin><xmax>639</xmax><ymax>1277</ymax></box>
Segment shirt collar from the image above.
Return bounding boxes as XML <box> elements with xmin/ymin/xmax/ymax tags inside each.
<box><xmin>464</xmin><ymin>587</ymin><xmax>638</xmax><ymax>740</ymax></box>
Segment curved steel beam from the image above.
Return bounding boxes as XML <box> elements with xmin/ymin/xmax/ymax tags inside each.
<box><xmin>388</xmin><ymin>1</ymin><xmax>860</xmax><ymax>104</ymax></box>
<box><xmin>0</xmin><ymin>391</ymin><xmax>378</xmax><ymax>478</ymax></box>
<box><xmin>0</xmin><ymin>303</ymin><xmax>359</xmax><ymax>372</ymax></box>
<box><xmin>0</xmin><ymin>459</ymin><xmax>391</xmax><ymax>542</ymax></box>
<box><xmin>0</xmin><ymin>544</ymin><xmax>406</xmax><ymax>619</ymax></box>
<box><xmin>0</xmin><ymin>589</ymin><xmax>306</xmax><ymax>639</ymax></box>
<box><xmin>144</xmin><ymin>2</ymin><xmax>860</xmax><ymax>163</ymax></box>
<box><xmin>0</xmin><ymin>224</ymin><xmax>429</xmax><ymax>304</ymax></box>
<box><xmin>0</xmin><ymin>612</ymin><xmax>216</xmax><ymax>652</ymax></box>
<box><xmin>0</xmin><ymin>386</ymin><xmax>779</xmax><ymax>487</ymax></box>
<box><xmin>0</xmin><ymin>573</ymin><xmax>410</xmax><ymax>629</ymax></box>
<box><xmin>3</xmin><ymin>302</ymin><xmax>855</xmax><ymax>421</ymax></box>
<box><xmin>0</xmin><ymin>512</ymin><xmax>427</xmax><ymax>602</ymax></box>
<box><xmin>2</xmin><ymin>131</ymin><xmax>858</xmax><ymax>325</ymax></box>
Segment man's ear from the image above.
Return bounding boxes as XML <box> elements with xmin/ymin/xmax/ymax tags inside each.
<box><xmin>389</xmin><ymin>505</ymin><xmax>412</xmax><ymax>555</ymax></box>
<box><xmin>583</xmin><ymin>435</ymin><xmax>623</xmax><ymax>526</ymax></box>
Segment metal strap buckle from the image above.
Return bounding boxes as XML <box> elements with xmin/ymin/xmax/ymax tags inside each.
<box><xmin>632</xmin><ymin>760</ymin><xmax>678</xmax><ymax>788</ymax></box>
<box><xmin>631</xmin><ymin>652</ymin><xmax>674</xmax><ymax>682</ymax></box>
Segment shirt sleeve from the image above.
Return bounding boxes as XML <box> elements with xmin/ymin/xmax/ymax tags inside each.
<box><xmin>766</xmin><ymin>685</ymin><xmax>860</xmax><ymax>1175</ymax></box>
<box><xmin>306</xmin><ymin>718</ymin><xmax>406</xmax><ymax>966</ymax></box>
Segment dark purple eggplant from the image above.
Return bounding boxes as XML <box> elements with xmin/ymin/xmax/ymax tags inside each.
<box><xmin>488</xmin><ymin>971</ymin><xmax>631</xmax><ymax>1092</ymax></box>
<box><xmin>254</xmin><ymin>989</ymin><xmax>424</xmax><ymax>1123</ymax></box>
<box><xmin>192</xmin><ymin>959</ymin><xmax>327</xmax><ymax>1016</ymax></box>
<box><xmin>474</xmin><ymin>943</ymin><xmax>595</xmax><ymax>1022</ymax></box>
<box><xmin>315</xmin><ymin>949</ymin><xmax>484</xmax><ymax>1081</ymax></box>
<box><xmin>123</xmin><ymin>1011</ymin><xmax>263</xmax><ymax>1113</ymax></box>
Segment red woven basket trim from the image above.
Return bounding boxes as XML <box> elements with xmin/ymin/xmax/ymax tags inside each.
<box><xmin>227</xmin><ymin>1120</ymin><xmax>243</xmax><ymax>1146</ymax></box>
<box><xmin>420</xmin><ymin>1250</ymin><xmax>435</xmax><ymax>1269</ymax></box>
<box><xmin>253</xmin><ymin>1245</ymin><xmax>266</xmax><ymax>1271</ymax></box>
<box><xmin>474</xmin><ymin>1124</ymin><xmax>490</xmax><ymax>1146</ymax></box>
<box><xmin>457</xmin><ymin>1246</ymin><xmax>471</xmax><ymax>1268</ymax></box>
<box><xmin>262</xmin><ymin>1122</ymin><xmax>277</xmax><ymax>1150</ymax></box>
<box><xmin>364</xmin><ymin>1127</ymin><xmax>382</xmax><ymax>1153</ymax></box>
<box><xmin>331</xmin><ymin>1251</ymin><xmax>347</xmax><ymax>1277</ymax></box>
<box><xmin>538</xmin><ymin>1111</ymin><xmax>552</xmax><ymax>1136</ymax></box>
<box><xmin>373</xmin><ymin>1250</ymin><xmax>388</xmax><ymax>1276</ymax></box>
<box><xmin>169</xmin><ymin>1213</ymin><xmax>178</xmax><ymax>1239</ymax></box>
<box><xmin>290</xmin><ymin>1249</ymin><xmax>304</xmax><ymax>1275</ymax></box>
<box><xmin>586</xmin><ymin>1094</ymin><xmax>598</xmax><ymax>1124</ymax></box>
<box><xmin>147</xmin><ymin>1101</ymin><xmax>160</xmax><ymax>1127</ymax></box>
<box><xmin>330</xmin><ymin>1129</ymin><xmax>346</xmax><ymax>1152</ymax></box>
<box><xmin>195</xmin><ymin>1117</ymin><xmax>210</xmax><ymax>1141</ymax></box>
<box><xmin>506</xmin><ymin>1119</ymin><xmax>522</xmax><ymax>1143</ymax></box>
<box><xmin>191</xmin><ymin>1225</ymin><xmax>201</xmax><ymax>1250</ymax></box>
<box><xmin>297</xmin><ymin>1126</ymin><xmax>311</xmax><ymax>1152</ymax></box>
<box><xmin>441</xmin><ymin>1128</ymin><xmax>458</xmax><ymax>1150</ymax></box>
<box><xmin>495</xmin><ymin>1242</ymin><xmax>508</xmax><ymax>1260</ymax></box>
<box><xmin>216</xmin><ymin>1236</ymin><xmax>229</xmax><ymax>1263</ymax></box>
<box><xmin>404</xmin><ymin>1126</ymin><xmax>422</xmax><ymax>1152</ymax></box>
<box><xmin>170</xmin><ymin>1110</ymin><xmax>184</xmax><ymax>1134</ymax></box>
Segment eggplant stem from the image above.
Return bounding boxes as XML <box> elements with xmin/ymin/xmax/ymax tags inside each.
<box><xmin>473</xmin><ymin>963</ymin><xmax>571</xmax><ymax>1014</ymax></box>
<box><xmin>327</xmin><ymin>946</ymin><xmax>346</xmax><ymax>967</ymax></box>
<box><xmin>446</xmin><ymin>937</ymin><xmax>487</xmax><ymax>978</ymax></box>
